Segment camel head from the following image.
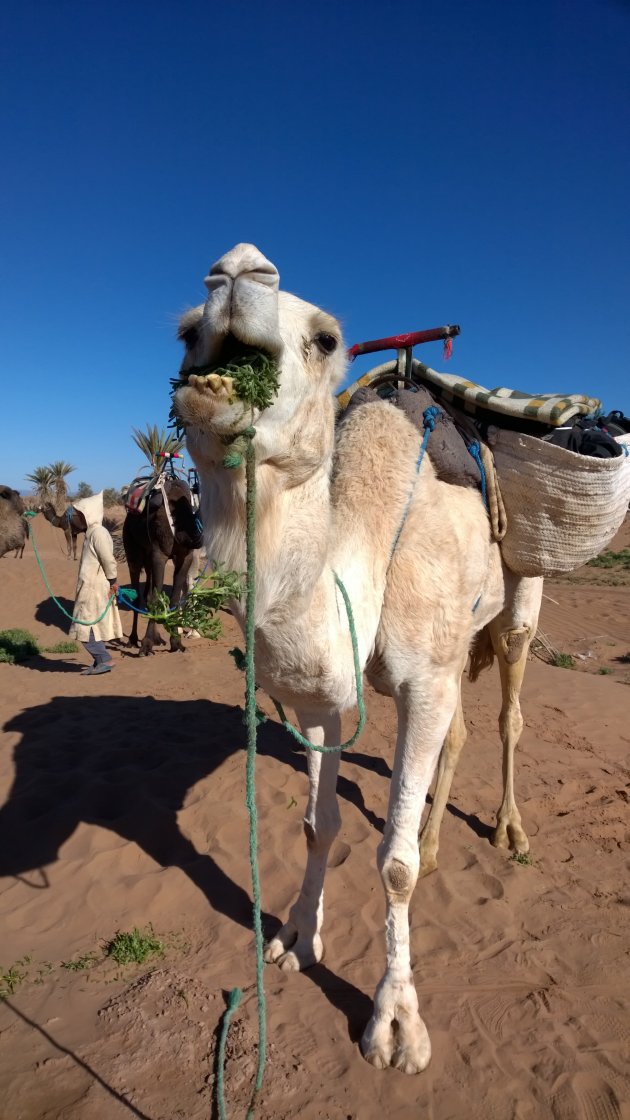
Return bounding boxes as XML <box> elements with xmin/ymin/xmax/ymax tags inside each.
<box><xmin>172</xmin><ymin>244</ymin><xmax>347</xmax><ymax>472</ymax></box>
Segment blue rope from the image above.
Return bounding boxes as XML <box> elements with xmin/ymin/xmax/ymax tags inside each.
<box><xmin>467</xmin><ymin>441</ymin><xmax>488</xmax><ymax>510</ymax></box>
<box><xmin>116</xmin><ymin>557</ymin><xmax>211</xmax><ymax>616</ymax></box>
<box><xmin>389</xmin><ymin>405</ymin><xmax>440</xmax><ymax>558</ymax></box>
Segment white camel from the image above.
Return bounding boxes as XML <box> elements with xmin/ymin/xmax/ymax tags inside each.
<box><xmin>173</xmin><ymin>244</ymin><xmax>543</xmax><ymax>1074</ymax></box>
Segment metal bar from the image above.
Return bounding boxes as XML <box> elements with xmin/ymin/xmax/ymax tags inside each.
<box><xmin>347</xmin><ymin>324</ymin><xmax>460</xmax><ymax>360</ymax></box>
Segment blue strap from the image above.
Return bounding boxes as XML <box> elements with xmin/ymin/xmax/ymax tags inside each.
<box><xmin>390</xmin><ymin>406</ymin><xmax>440</xmax><ymax>558</ymax></box>
<box><xmin>467</xmin><ymin>441</ymin><xmax>488</xmax><ymax>510</ymax></box>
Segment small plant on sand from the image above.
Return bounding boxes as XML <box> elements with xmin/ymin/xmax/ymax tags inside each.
<box><xmin>62</xmin><ymin>951</ymin><xmax>100</xmax><ymax>972</ymax></box>
<box><xmin>104</xmin><ymin>927</ymin><xmax>164</xmax><ymax>966</ymax></box>
<box><xmin>0</xmin><ymin>963</ymin><xmax>28</xmax><ymax>999</ymax></box>
<box><xmin>552</xmin><ymin>652</ymin><xmax>575</xmax><ymax>670</ymax></box>
<box><xmin>45</xmin><ymin>641</ymin><xmax>79</xmax><ymax>654</ymax></box>
<box><xmin>0</xmin><ymin>629</ymin><xmax>40</xmax><ymax>665</ymax></box>
<box><xmin>511</xmin><ymin>852</ymin><xmax>533</xmax><ymax>866</ymax></box>
<box><xmin>598</xmin><ymin>666</ymin><xmax>613</xmax><ymax>675</ymax></box>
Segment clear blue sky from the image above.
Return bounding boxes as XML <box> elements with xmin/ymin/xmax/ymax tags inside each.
<box><xmin>2</xmin><ymin>0</ymin><xmax>629</xmax><ymax>492</ymax></box>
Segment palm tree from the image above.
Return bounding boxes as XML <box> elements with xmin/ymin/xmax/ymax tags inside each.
<box><xmin>131</xmin><ymin>425</ymin><xmax>184</xmax><ymax>471</ymax></box>
<box><xmin>48</xmin><ymin>461</ymin><xmax>77</xmax><ymax>506</ymax></box>
<box><xmin>25</xmin><ymin>466</ymin><xmax>54</xmax><ymax>502</ymax></box>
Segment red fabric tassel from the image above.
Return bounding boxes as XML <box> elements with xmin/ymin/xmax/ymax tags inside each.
<box><xmin>443</xmin><ymin>337</ymin><xmax>453</xmax><ymax>361</ymax></box>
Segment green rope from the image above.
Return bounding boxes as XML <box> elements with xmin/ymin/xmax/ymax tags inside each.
<box><xmin>26</xmin><ymin>516</ymin><xmax>115</xmax><ymax>626</ymax></box>
<box><xmin>216</xmin><ymin>987</ymin><xmax>243</xmax><ymax>1120</ymax></box>
<box><xmin>243</xmin><ymin>432</ymin><xmax>267</xmax><ymax>1120</ymax></box>
<box><xmin>269</xmin><ymin>573</ymin><xmax>366</xmax><ymax>754</ymax></box>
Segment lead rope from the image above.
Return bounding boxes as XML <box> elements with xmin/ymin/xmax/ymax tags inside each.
<box><xmin>217</xmin><ymin>421</ymin><xmax>368</xmax><ymax>1119</ymax></box>
<box><xmin>217</xmin><ymin>402</ymin><xmax>439</xmax><ymax>1116</ymax></box>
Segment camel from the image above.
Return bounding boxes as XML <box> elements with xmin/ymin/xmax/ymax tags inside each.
<box><xmin>122</xmin><ymin>477</ymin><xmax>202</xmax><ymax>655</ymax></box>
<box><xmin>40</xmin><ymin>501</ymin><xmax>82</xmax><ymax>559</ymax></box>
<box><xmin>172</xmin><ymin>243</ymin><xmax>543</xmax><ymax>1075</ymax></box>
<box><xmin>0</xmin><ymin>487</ymin><xmax>28</xmax><ymax>559</ymax></box>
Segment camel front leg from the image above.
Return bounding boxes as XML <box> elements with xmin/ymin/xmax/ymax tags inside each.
<box><xmin>362</xmin><ymin>674</ymin><xmax>458</xmax><ymax>1074</ymax></box>
<box><xmin>489</xmin><ymin>623</ymin><xmax>532</xmax><ymax>854</ymax></box>
<box><xmin>168</xmin><ymin>553</ymin><xmax>194</xmax><ymax>653</ymax></box>
<box><xmin>418</xmin><ymin>682</ymin><xmax>467</xmax><ymax>877</ymax></box>
<box><xmin>264</xmin><ymin>711</ymin><xmax>341</xmax><ymax>971</ymax></box>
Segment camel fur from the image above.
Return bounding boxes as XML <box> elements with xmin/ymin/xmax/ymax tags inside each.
<box><xmin>0</xmin><ymin>487</ymin><xmax>28</xmax><ymax>559</ymax></box>
<box><xmin>173</xmin><ymin>243</ymin><xmax>543</xmax><ymax>1075</ymax></box>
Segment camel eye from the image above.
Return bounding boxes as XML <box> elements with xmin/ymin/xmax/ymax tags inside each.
<box><xmin>315</xmin><ymin>332</ymin><xmax>338</xmax><ymax>354</ymax></box>
<box><xmin>180</xmin><ymin>326</ymin><xmax>199</xmax><ymax>349</ymax></box>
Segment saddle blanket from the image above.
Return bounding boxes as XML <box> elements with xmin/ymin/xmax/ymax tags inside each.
<box><xmin>338</xmin><ymin>363</ymin><xmax>601</xmax><ymax>428</ymax></box>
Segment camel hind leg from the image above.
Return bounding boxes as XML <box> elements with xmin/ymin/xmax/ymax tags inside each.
<box><xmin>489</xmin><ymin>575</ymin><xmax>543</xmax><ymax>854</ymax></box>
<box><xmin>418</xmin><ymin>679</ymin><xmax>467</xmax><ymax>877</ymax></box>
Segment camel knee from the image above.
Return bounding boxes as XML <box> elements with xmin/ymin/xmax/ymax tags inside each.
<box><xmin>498</xmin><ymin>625</ymin><xmax>531</xmax><ymax>665</ymax></box>
<box><xmin>380</xmin><ymin>856</ymin><xmax>418</xmax><ymax>901</ymax></box>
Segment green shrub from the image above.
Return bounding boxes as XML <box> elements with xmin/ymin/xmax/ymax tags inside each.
<box><xmin>0</xmin><ymin>629</ymin><xmax>40</xmax><ymax>664</ymax></box>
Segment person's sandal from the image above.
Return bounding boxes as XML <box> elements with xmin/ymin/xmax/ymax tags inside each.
<box><xmin>81</xmin><ymin>663</ymin><xmax>113</xmax><ymax>676</ymax></box>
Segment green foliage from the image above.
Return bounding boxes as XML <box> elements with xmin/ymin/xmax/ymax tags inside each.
<box><xmin>0</xmin><ymin>964</ymin><xmax>27</xmax><ymax>999</ymax></box>
<box><xmin>103</xmin><ymin>487</ymin><xmax>124</xmax><ymax>508</ymax></box>
<box><xmin>48</xmin><ymin>461</ymin><xmax>76</xmax><ymax>500</ymax></box>
<box><xmin>61</xmin><ymin>952</ymin><xmax>100</xmax><ymax>971</ymax></box>
<box><xmin>511</xmin><ymin>851</ymin><xmax>533</xmax><ymax>866</ymax></box>
<box><xmin>587</xmin><ymin>548</ymin><xmax>630</xmax><ymax>570</ymax></box>
<box><xmin>552</xmin><ymin>652</ymin><xmax>575</xmax><ymax>670</ymax></box>
<box><xmin>170</xmin><ymin>348</ymin><xmax>280</xmax><ymax>433</ymax></box>
<box><xmin>25</xmin><ymin>465</ymin><xmax>53</xmax><ymax>500</ymax></box>
<box><xmin>45</xmin><ymin>641</ymin><xmax>79</xmax><ymax>654</ymax></box>
<box><xmin>0</xmin><ymin>629</ymin><xmax>40</xmax><ymax>664</ymax></box>
<box><xmin>598</xmin><ymin>666</ymin><xmax>613</xmax><ymax>675</ymax></box>
<box><xmin>132</xmin><ymin>424</ymin><xmax>185</xmax><ymax>470</ymax></box>
<box><xmin>147</xmin><ymin>568</ymin><xmax>244</xmax><ymax>639</ymax></box>
<box><xmin>104</xmin><ymin>927</ymin><xmax>164</xmax><ymax>966</ymax></box>
<box><xmin>74</xmin><ymin>481</ymin><xmax>94</xmax><ymax>499</ymax></box>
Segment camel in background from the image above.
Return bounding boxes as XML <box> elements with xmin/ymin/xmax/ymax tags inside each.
<box><xmin>122</xmin><ymin>478</ymin><xmax>202</xmax><ymax>655</ymax></box>
<box><xmin>0</xmin><ymin>487</ymin><xmax>28</xmax><ymax>559</ymax></box>
<box><xmin>39</xmin><ymin>501</ymin><xmax>82</xmax><ymax>559</ymax></box>
<box><xmin>173</xmin><ymin>243</ymin><xmax>543</xmax><ymax>1075</ymax></box>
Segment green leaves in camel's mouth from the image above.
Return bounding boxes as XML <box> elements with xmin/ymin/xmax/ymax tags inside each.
<box><xmin>169</xmin><ymin>347</ymin><xmax>280</xmax><ymax>434</ymax></box>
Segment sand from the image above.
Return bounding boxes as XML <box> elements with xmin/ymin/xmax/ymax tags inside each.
<box><xmin>0</xmin><ymin>514</ymin><xmax>629</xmax><ymax>1120</ymax></box>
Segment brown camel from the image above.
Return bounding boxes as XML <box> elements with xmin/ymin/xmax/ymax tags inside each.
<box><xmin>122</xmin><ymin>476</ymin><xmax>203</xmax><ymax>655</ymax></box>
<box><xmin>40</xmin><ymin>501</ymin><xmax>82</xmax><ymax>559</ymax></box>
<box><xmin>0</xmin><ymin>487</ymin><xmax>28</xmax><ymax>559</ymax></box>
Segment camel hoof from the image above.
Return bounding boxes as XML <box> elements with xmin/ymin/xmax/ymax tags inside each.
<box><xmin>361</xmin><ymin>1013</ymin><xmax>430</xmax><ymax>1074</ymax></box>
<box><xmin>493</xmin><ymin>818</ymin><xmax>529</xmax><ymax>854</ymax></box>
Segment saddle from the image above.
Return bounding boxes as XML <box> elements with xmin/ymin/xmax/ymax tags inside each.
<box><xmin>125</xmin><ymin>474</ymin><xmax>203</xmax><ymax>549</ymax></box>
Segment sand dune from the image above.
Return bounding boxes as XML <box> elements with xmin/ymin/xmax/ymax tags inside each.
<box><xmin>0</xmin><ymin>515</ymin><xmax>629</xmax><ymax>1119</ymax></box>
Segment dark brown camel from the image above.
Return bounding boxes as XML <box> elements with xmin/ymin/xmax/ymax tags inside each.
<box><xmin>0</xmin><ymin>487</ymin><xmax>28</xmax><ymax>559</ymax></box>
<box><xmin>122</xmin><ymin>477</ymin><xmax>202</xmax><ymax>656</ymax></box>
<box><xmin>40</xmin><ymin>501</ymin><xmax>82</xmax><ymax>559</ymax></box>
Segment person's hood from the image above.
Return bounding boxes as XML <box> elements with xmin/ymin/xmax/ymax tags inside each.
<box><xmin>72</xmin><ymin>491</ymin><xmax>104</xmax><ymax>529</ymax></box>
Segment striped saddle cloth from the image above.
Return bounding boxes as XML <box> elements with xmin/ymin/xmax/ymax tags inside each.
<box><xmin>338</xmin><ymin>361</ymin><xmax>601</xmax><ymax>429</ymax></box>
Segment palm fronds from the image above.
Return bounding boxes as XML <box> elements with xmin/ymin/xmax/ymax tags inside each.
<box><xmin>131</xmin><ymin>425</ymin><xmax>185</xmax><ymax>470</ymax></box>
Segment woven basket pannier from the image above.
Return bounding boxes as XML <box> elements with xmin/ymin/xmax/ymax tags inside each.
<box><xmin>487</xmin><ymin>428</ymin><xmax>630</xmax><ymax>577</ymax></box>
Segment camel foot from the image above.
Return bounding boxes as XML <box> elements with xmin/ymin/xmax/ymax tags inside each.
<box><xmin>169</xmin><ymin>638</ymin><xmax>185</xmax><ymax>653</ymax></box>
<box><xmin>127</xmin><ymin>638</ymin><xmax>140</xmax><ymax>649</ymax></box>
<box><xmin>361</xmin><ymin>1005</ymin><xmax>431</xmax><ymax>1074</ymax></box>
<box><xmin>263</xmin><ymin>921</ymin><xmax>323</xmax><ymax>972</ymax></box>
<box><xmin>492</xmin><ymin>816</ymin><xmax>529</xmax><ymax>854</ymax></box>
<box><xmin>138</xmin><ymin>645</ymin><xmax>155</xmax><ymax>657</ymax></box>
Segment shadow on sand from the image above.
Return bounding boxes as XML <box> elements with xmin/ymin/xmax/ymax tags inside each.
<box><xmin>0</xmin><ymin>694</ymin><xmax>378</xmax><ymax>1040</ymax></box>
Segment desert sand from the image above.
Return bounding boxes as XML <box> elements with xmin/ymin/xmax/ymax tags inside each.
<box><xmin>0</xmin><ymin>514</ymin><xmax>629</xmax><ymax>1120</ymax></box>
